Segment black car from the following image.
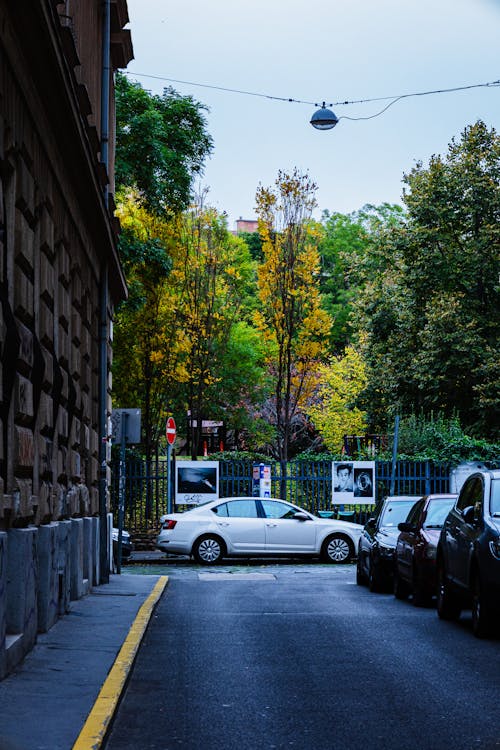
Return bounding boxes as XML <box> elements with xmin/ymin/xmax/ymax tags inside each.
<box><xmin>357</xmin><ymin>495</ymin><xmax>422</xmax><ymax>592</ymax></box>
<box><xmin>112</xmin><ymin>527</ymin><xmax>133</xmax><ymax>566</ymax></box>
<box><xmin>436</xmin><ymin>470</ymin><xmax>500</xmax><ymax>637</ymax></box>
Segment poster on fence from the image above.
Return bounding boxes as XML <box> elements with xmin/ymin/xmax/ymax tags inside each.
<box><xmin>332</xmin><ymin>461</ymin><xmax>375</xmax><ymax>505</ymax></box>
<box><xmin>175</xmin><ymin>461</ymin><xmax>219</xmax><ymax>505</ymax></box>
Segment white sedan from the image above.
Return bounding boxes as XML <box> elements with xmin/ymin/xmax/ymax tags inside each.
<box><xmin>156</xmin><ymin>496</ymin><xmax>363</xmax><ymax>565</ymax></box>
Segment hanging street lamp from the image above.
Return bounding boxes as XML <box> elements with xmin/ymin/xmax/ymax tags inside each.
<box><xmin>310</xmin><ymin>102</ymin><xmax>339</xmax><ymax>130</ymax></box>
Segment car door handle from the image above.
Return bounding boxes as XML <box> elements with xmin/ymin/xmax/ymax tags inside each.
<box><xmin>266</xmin><ymin>523</ymin><xmax>278</xmax><ymax>527</ymax></box>
<box><xmin>217</xmin><ymin>522</ymin><xmax>230</xmax><ymax>527</ymax></box>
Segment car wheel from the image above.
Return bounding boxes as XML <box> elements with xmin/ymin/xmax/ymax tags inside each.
<box><xmin>193</xmin><ymin>535</ymin><xmax>226</xmax><ymax>565</ymax></box>
<box><xmin>471</xmin><ymin>571</ymin><xmax>494</xmax><ymax>639</ymax></box>
<box><xmin>436</xmin><ymin>561</ymin><xmax>461</xmax><ymax>621</ymax></box>
<box><xmin>322</xmin><ymin>534</ymin><xmax>354</xmax><ymax>564</ymax></box>
<box><xmin>393</xmin><ymin>569</ymin><xmax>410</xmax><ymax>600</ymax></box>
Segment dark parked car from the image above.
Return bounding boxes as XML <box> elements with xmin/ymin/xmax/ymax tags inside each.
<box><xmin>436</xmin><ymin>470</ymin><xmax>500</xmax><ymax>637</ymax></box>
<box><xmin>357</xmin><ymin>495</ymin><xmax>422</xmax><ymax>592</ymax></box>
<box><xmin>112</xmin><ymin>527</ymin><xmax>133</xmax><ymax>566</ymax></box>
<box><xmin>394</xmin><ymin>494</ymin><xmax>457</xmax><ymax>606</ymax></box>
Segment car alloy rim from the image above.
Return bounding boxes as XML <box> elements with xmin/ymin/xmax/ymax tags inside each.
<box><xmin>327</xmin><ymin>537</ymin><xmax>350</xmax><ymax>562</ymax></box>
<box><xmin>198</xmin><ymin>538</ymin><xmax>221</xmax><ymax>562</ymax></box>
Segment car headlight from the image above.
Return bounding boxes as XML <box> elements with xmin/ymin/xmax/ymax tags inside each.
<box><xmin>489</xmin><ymin>539</ymin><xmax>500</xmax><ymax>560</ymax></box>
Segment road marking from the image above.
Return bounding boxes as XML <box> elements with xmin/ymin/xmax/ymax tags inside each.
<box><xmin>72</xmin><ymin>576</ymin><xmax>168</xmax><ymax>750</ymax></box>
<box><xmin>198</xmin><ymin>573</ymin><xmax>276</xmax><ymax>581</ymax></box>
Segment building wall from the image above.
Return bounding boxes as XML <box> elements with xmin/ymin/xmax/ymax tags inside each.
<box><xmin>0</xmin><ymin>0</ymin><xmax>132</xmax><ymax>678</ymax></box>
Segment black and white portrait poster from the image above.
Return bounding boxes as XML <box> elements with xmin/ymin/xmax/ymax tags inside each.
<box><xmin>332</xmin><ymin>461</ymin><xmax>375</xmax><ymax>505</ymax></box>
<box><xmin>176</xmin><ymin>461</ymin><xmax>219</xmax><ymax>505</ymax></box>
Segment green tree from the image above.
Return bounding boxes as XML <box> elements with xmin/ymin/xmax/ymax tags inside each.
<box><xmin>353</xmin><ymin>121</ymin><xmax>500</xmax><ymax>439</ymax></box>
<box><xmin>115</xmin><ymin>72</ymin><xmax>213</xmax><ymax>216</ymax></box>
<box><xmin>254</xmin><ymin>169</ymin><xmax>332</xmax><ymax>465</ymax></box>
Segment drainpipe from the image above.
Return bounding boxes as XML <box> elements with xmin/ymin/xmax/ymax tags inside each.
<box><xmin>98</xmin><ymin>0</ymin><xmax>111</xmax><ymax>584</ymax></box>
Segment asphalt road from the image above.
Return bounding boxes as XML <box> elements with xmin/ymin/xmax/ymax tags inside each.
<box><xmin>105</xmin><ymin>563</ymin><xmax>500</xmax><ymax>750</ymax></box>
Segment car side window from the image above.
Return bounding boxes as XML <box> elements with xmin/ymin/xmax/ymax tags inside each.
<box><xmin>456</xmin><ymin>477</ymin><xmax>478</xmax><ymax>512</ymax></box>
<box><xmin>212</xmin><ymin>503</ymin><xmax>229</xmax><ymax>517</ymax></box>
<box><xmin>406</xmin><ymin>499</ymin><xmax>424</xmax><ymax>526</ymax></box>
<box><xmin>261</xmin><ymin>500</ymin><xmax>299</xmax><ymax>519</ymax></box>
<box><xmin>223</xmin><ymin>500</ymin><xmax>259</xmax><ymax>518</ymax></box>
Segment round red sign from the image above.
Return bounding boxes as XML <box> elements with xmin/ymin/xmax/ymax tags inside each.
<box><xmin>166</xmin><ymin>416</ymin><xmax>176</xmax><ymax>445</ymax></box>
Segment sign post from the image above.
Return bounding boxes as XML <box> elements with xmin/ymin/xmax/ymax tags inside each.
<box><xmin>111</xmin><ymin>408</ymin><xmax>141</xmax><ymax>574</ymax></box>
<box><xmin>166</xmin><ymin>417</ymin><xmax>176</xmax><ymax>513</ymax></box>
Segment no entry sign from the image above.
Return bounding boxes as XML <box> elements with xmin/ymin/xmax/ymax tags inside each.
<box><xmin>166</xmin><ymin>416</ymin><xmax>177</xmax><ymax>445</ymax></box>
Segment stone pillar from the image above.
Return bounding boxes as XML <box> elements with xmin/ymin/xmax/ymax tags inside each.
<box><xmin>57</xmin><ymin>520</ymin><xmax>72</xmax><ymax>615</ymax></box>
<box><xmin>82</xmin><ymin>517</ymin><xmax>93</xmax><ymax>592</ymax></box>
<box><xmin>91</xmin><ymin>517</ymin><xmax>100</xmax><ymax>586</ymax></box>
<box><xmin>70</xmin><ymin>518</ymin><xmax>84</xmax><ymax>600</ymax></box>
<box><xmin>0</xmin><ymin>532</ymin><xmax>7</xmax><ymax>679</ymax></box>
<box><xmin>6</xmin><ymin>527</ymin><xmax>38</xmax><ymax>670</ymax></box>
<box><xmin>36</xmin><ymin>523</ymin><xmax>59</xmax><ymax>632</ymax></box>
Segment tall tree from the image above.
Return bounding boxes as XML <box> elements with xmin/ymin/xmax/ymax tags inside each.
<box><xmin>174</xmin><ymin>195</ymin><xmax>255</xmax><ymax>458</ymax></box>
<box><xmin>352</xmin><ymin>121</ymin><xmax>500</xmax><ymax>439</ymax></box>
<box><xmin>255</xmin><ymin>169</ymin><xmax>332</xmax><ymax>465</ymax></box>
<box><xmin>115</xmin><ymin>73</ymin><xmax>213</xmax><ymax>216</ymax></box>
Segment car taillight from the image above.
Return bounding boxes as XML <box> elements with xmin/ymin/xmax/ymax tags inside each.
<box><xmin>162</xmin><ymin>520</ymin><xmax>177</xmax><ymax>530</ymax></box>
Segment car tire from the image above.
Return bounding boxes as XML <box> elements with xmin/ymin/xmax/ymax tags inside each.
<box><xmin>193</xmin><ymin>535</ymin><xmax>226</xmax><ymax>565</ymax></box>
<box><xmin>436</xmin><ymin>561</ymin><xmax>461</xmax><ymax>621</ymax></box>
<box><xmin>471</xmin><ymin>571</ymin><xmax>494</xmax><ymax>639</ymax></box>
<box><xmin>322</xmin><ymin>534</ymin><xmax>354</xmax><ymax>564</ymax></box>
<box><xmin>393</xmin><ymin>570</ymin><xmax>410</xmax><ymax>600</ymax></box>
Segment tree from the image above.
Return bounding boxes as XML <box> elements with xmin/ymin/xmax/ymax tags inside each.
<box><xmin>306</xmin><ymin>346</ymin><xmax>368</xmax><ymax>453</ymax></box>
<box><xmin>254</xmin><ymin>169</ymin><xmax>332</xmax><ymax>465</ymax></box>
<box><xmin>351</xmin><ymin>121</ymin><xmax>500</xmax><ymax>439</ymax></box>
<box><xmin>174</xmin><ymin>195</ymin><xmax>256</xmax><ymax>458</ymax></box>
<box><xmin>115</xmin><ymin>73</ymin><xmax>213</xmax><ymax>216</ymax></box>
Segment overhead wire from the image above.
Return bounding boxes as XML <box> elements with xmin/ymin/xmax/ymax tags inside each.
<box><xmin>124</xmin><ymin>70</ymin><xmax>500</xmax><ymax>122</ymax></box>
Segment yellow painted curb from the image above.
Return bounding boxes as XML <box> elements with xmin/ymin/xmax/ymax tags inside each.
<box><xmin>72</xmin><ymin>576</ymin><xmax>169</xmax><ymax>750</ymax></box>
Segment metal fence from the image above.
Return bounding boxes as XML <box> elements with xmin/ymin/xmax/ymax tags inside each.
<box><xmin>111</xmin><ymin>458</ymin><xmax>452</xmax><ymax>534</ymax></box>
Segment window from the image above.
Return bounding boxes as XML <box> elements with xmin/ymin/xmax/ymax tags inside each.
<box><xmin>261</xmin><ymin>500</ymin><xmax>301</xmax><ymax>520</ymax></box>
<box><xmin>457</xmin><ymin>477</ymin><xmax>483</xmax><ymax>513</ymax></box>
<box><xmin>406</xmin><ymin>499</ymin><xmax>424</xmax><ymax>526</ymax></box>
<box><xmin>380</xmin><ymin>500</ymin><xmax>418</xmax><ymax>527</ymax></box>
<box><xmin>423</xmin><ymin>498</ymin><xmax>456</xmax><ymax>528</ymax></box>
<box><xmin>215</xmin><ymin>500</ymin><xmax>259</xmax><ymax>518</ymax></box>
<box><xmin>490</xmin><ymin>479</ymin><xmax>500</xmax><ymax>517</ymax></box>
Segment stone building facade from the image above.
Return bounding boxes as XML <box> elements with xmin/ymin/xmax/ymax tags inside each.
<box><xmin>0</xmin><ymin>0</ymin><xmax>132</xmax><ymax>677</ymax></box>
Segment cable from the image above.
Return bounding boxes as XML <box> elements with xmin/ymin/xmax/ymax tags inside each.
<box><xmin>124</xmin><ymin>69</ymin><xmax>500</xmax><ymax>115</ymax></box>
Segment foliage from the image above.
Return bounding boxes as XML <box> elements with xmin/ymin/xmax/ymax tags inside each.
<box><xmin>317</xmin><ymin>204</ymin><xmax>405</xmax><ymax>352</ymax></box>
<box><xmin>350</xmin><ymin>121</ymin><xmax>500</xmax><ymax>439</ymax></box>
<box><xmin>173</xmin><ymin>194</ymin><xmax>258</xmax><ymax>458</ymax></box>
<box><xmin>393</xmin><ymin>413</ymin><xmax>500</xmax><ymax>464</ymax></box>
<box><xmin>115</xmin><ymin>73</ymin><xmax>213</xmax><ymax>216</ymax></box>
<box><xmin>306</xmin><ymin>346</ymin><xmax>368</xmax><ymax>453</ymax></box>
<box><xmin>206</xmin><ymin>450</ymin><xmax>275</xmax><ymax>463</ymax></box>
<box><xmin>254</xmin><ymin>169</ymin><xmax>332</xmax><ymax>462</ymax></box>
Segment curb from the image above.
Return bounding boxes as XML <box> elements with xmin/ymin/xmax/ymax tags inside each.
<box><xmin>72</xmin><ymin>575</ymin><xmax>169</xmax><ymax>750</ymax></box>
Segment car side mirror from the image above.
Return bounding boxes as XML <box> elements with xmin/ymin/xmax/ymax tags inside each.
<box><xmin>366</xmin><ymin>518</ymin><xmax>376</xmax><ymax>529</ymax></box>
<box><xmin>462</xmin><ymin>506</ymin><xmax>476</xmax><ymax>525</ymax></box>
<box><xmin>398</xmin><ymin>522</ymin><xmax>416</xmax><ymax>533</ymax></box>
<box><xmin>293</xmin><ymin>512</ymin><xmax>310</xmax><ymax>521</ymax></box>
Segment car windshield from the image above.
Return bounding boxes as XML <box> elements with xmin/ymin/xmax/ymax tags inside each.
<box><xmin>490</xmin><ymin>480</ymin><xmax>500</xmax><ymax>517</ymax></box>
<box><xmin>380</xmin><ymin>500</ymin><xmax>418</xmax><ymax>527</ymax></box>
<box><xmin>423</xmin><ymin>498</ymin><xmax>456</xmax><ymax>528</ymax></box>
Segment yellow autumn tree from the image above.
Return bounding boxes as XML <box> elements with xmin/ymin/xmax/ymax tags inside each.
<box><xmin>307</xmin><ymin>346</ymin><xmax>368</xmax><ymax>453</ymax></box>
<box><xmin>255</xmin><ymin>169</ymin><xmax>332</xmax><ymax>464</ymax></box>
<box><xmin>172</xmin><ymin>192</ymin><xmax>255</xmax><ymax>458</ymax></box>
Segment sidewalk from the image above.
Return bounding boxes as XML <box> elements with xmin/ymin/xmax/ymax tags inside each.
<box><xmin>0</xmin><ymin>573</ymin><xmax>167</xmax><ymax>750</ymax></box>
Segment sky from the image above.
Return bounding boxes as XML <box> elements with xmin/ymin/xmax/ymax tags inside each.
<box><xmin>124</xmin><ymin>0</ymin><xmax>500</xmax><ymax>230</ymax></box>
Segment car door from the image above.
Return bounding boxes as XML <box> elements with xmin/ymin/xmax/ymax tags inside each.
<box><xmin>446</xmin><ymin>477</ymin><xmax>482</xmax><ymax>586</ymax></box>
<box><xmin>260</xmin><ymin>500</ymin><xmax>317</xmax><ymax>553</ymax></box>
<box><xmin>397</xmin><ymin>499</ymin><xmax>424</xmax><ymax>583</ymax></box>
<box><xmin>212</xmin><ymin>499</ymin><xmax>266</xmax><ymax>553</ymax></box>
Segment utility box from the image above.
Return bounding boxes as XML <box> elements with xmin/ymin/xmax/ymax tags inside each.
<box><xmin>449</xmin><ymin>461</ymin><xmax>487</xmax><ymax>494</ymax></box>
